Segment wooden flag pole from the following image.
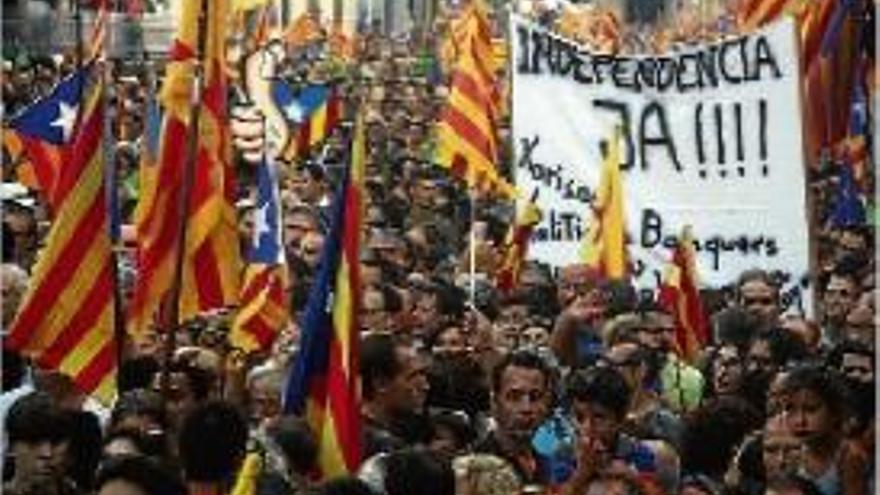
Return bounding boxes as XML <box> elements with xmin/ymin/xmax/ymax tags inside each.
<box><xmin>161</xmin><ymin>0</ymin><xmax>211</xmax><ymax>399</ymax></box>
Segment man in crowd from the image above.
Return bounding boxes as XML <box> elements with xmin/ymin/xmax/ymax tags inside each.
<box><xmin>360</xmin><ymin>333</ymin><xmax>430</xmax><ymax>457</ymax></box>
<box><xmin>820</xmin><ymin>267</ymin><xmax>861</xmax><ymax>346</ymax></box>
<box><xmin>476</xmin><ymin>350</ymin><xmax>554</xmax><ymax>485</ymax></box>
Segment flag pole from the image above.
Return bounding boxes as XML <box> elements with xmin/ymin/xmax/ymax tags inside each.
<box><xmin>161</xmin><ymin>0</ymin><xmax>211</xmax><ymax>398</ymax></box>
<box><xmin>74</xmin><ymin>0</ymin><xmax>84</xmax><ymax>66</ymax></box>
<box><xmin>94</xmin><ymin>3</ymin><xmax>129</xmax><ymax>387</ymax></box>
<box><xmin>468</xmin><ymin>185</ymin><xmax>477</xmax><ymax>308</ymax></box>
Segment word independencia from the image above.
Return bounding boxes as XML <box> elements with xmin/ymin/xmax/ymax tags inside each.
<box><xmin>515</xmin><ymin>22</ymin><xmax>783</xmax><ymax>94</ymax></box>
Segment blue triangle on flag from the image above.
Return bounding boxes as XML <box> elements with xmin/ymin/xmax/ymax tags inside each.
<box><xmin>9</xmin><ymin>66</ymin><xmax>91</xmax><ymax>145</ymax></box>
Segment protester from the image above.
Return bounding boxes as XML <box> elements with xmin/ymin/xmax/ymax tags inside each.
<box><xmin>476</xmin><ymin>350</ymin><xmax>554</xmax><ymax>485</ymax></box>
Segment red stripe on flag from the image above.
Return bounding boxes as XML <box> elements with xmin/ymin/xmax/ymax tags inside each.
<box><xmin>193</xmin><ymin>238</ymin><xmax>225</xmax><ymax>309</ymax></box>
<box><xmin>325</xmin><ymin>93</ymin><xmax>342</xmax><ymax>134</ymax></box>
<box><xmin>6</xmin><ymin>196</ymin><xmax>106</xmax><ymax>349</ymax></box>
<box><xmin>189</xmin><ymin>149</ymin><xmax>219</xmax><ymax>219</ymax></box>
<box><xmin>168</xmin><ymin>40</ymin><xmax>196</xmax><ymax>62</ymax></box>
<box><xmin>241</xmin><ymin>269</ymin><xmax>272</xmax><ymax>302</ymax></box>
<box><xmin>450</xmin><ymin>154</ymin><xmax>469</xmax><ymax>179</ymax></box>
<box><xmin>20</xmin><ymin>136</ymin><xmax>61</xmax><ymax>200</ymax></box>
<box><xmin>296</xmin><ymin>125</ymin><xmax>311</xmax><ymax>157</ymax></box>
<box><xmin>128</xmin><ymin>119</ymin><xmax>188</xmax><ymax>318</ymax></box>
<box><xmin>70</xmin><ymin>340</ymin><xmax>115</xmax><ymax>394</ymax></box>
<box><xmin>203</xmin><ymin>68</ymin><xmax>227</xmax><ymax>118</ymax></box>
<box><xmin>244</xmin><ymin>314</ymin><xmax>278</xmax><ymax>350</ymax></box>
<box><xmin>441</xmin><ymin>106</ymin><xmax>495</xmax><ymax>160</ymax></box>
<box><xmin>325</xmin><ymin>338</ymin><xmax>361</xmax><ymax>471</ymax></box>
<box><xmin>52</xmin><ymin>108</ymin><xmax>103</xmax><ymax>209</ymax></box>
<box><xmin>39</xmin><ymin>260</ymin><xmax>114</xmax><ymax>367</ymax></box>
<box><xmin>451</xmin><ymin>70</ymin><xmax>496</xmax><ymax>119</ymax></box>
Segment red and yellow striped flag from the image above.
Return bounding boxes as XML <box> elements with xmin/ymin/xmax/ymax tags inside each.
<box><xmin>736</xmin><ymin>0</ymin><xmax>803</xmax><ymax>33</ymax></box>
<box><xmin>435</xmin><ymin>2</ymin><xmax>515</xmax><ymax>199</ymax></box>
<box><xmin>127</xmin><ymin>0</ymin><xmax>242</xmax><ymax>336</ymax></box>
<box><xmin>282</xmin><ymin>114</ymin><xmax>365</xmax><ymax>479</ymax></box>
<box><xmin>658</xmin><ymin>226</ymin><xmax>709</xmax><ymax>364</ymax></box>
<box><xmin>5</xmin><ymin>65</ymin><xmax>117</xmax><ymax>403</ymax></box>
<box><xmin>496</xmin><ymin>201</ymin><xmax>542</xmax><ymax>293</ymax></box>
<box><xmin>580</xmin><ymin>127</ymin><xmax>628</xmax><ymax>280</ymax></box>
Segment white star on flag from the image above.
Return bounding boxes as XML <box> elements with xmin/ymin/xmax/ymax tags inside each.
<box><xmin>51</xmin><ymin>101</ymin><xmax>78</xmax><ymax>141</ymax></box>
<box><xmin>254</xmin><ymin>202</ymin><xmax>272</xmax><ymax>243</ymax></box>
<box><xmin>283</xmin><ymin>101</ymin><xmax>305</xmax><ymax>123</ymax></box>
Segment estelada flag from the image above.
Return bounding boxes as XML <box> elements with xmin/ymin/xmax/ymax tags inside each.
<box><xmin>282</xmin><ymin>114</ymin><xmax>365</xmax><ymax>479</ymax></box>
<box><xmin>5</xmin><ymin>64</ymin><xmax>118</xmax><ymax>404</ymax></box>
<box><xmin>229</xmin><ymin>155</ymin><xmax>288</xmax><ymax>354</ymax></box>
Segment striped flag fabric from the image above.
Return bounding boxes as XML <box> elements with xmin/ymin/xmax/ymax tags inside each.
<box><xmin>229</xmin><ymin>156</ymin><xmax>288</xmax><ymax>353</ymax></box>
<box><xmin>580</xmin><ymin>127</ymin><xmax>628</xmax><ymax>280</ymax></box>
<box><xmin>736</xmin><ymin>0</ymin><xmax>803</xmax><ymax>33</ymax></box>
<box><xmin>658</xmin><ymin>226</ymin><xmax>709</xmax><ymax>364</ymax></box>
<box><xmin>274</xmin><ymin>83</ymin><xmax>342</xmax><ymax>164</ymax></box>
<box><xmin>127</xmin><ymin>0</ymin><xmax>242</xmax><ymax>336</ymax></box>
<box><xmin>131</xmin><ymin>72</ymin><xmax>162</xmax><ymax>231</ymax></box>
<box><xmin>736</xmin><ymin>0</ymin><xmax>862</xmax><ymax>165</ymax></box>
<box><xmin>88</xmin><ymin>2</ymin><xmax>108</xmax><ymax>60</ymax></box>
<box><xmin>495</xmin><ymin>200</ymin><xmax>542</xmax><ymax>293</ymax></box>
<box><xmin>434</xmin><ymin>2</ymin><xmax>516</xmax><ymax>199</ymax></box>
<box><xmin>838</xmin><ymin>59</ymin><xmax>870</xmax><ymax>185</ymax></box>
<box><xmin>5</xmin><ymin>65</ymin><xmax>118</xmax><ymax>403</ymax></box>
<box><xmin>282</xmin><ymin>114</ymin><xmax>365</xmax><ymax>479</ymax></box>
<box><xmin>440</xmin><ymin>1</ymin><xmax>497</xmax><ymax>75</ymax></box>
<box><xmin>6</xmin><ymin>68</ymin><xmax>91</xmax><ymax>211</ymax></box>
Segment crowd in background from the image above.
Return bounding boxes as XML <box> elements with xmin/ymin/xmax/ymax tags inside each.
<box><xmin>0</xmin><ymin>2</ymin><xmax>876</xmax><ymax>495</ymax></box>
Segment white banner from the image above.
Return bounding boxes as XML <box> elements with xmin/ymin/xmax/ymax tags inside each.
<box><xmin>511</xmin><ymin>15</ymin><xmax>811</xmax><ymax>313</ymax></box>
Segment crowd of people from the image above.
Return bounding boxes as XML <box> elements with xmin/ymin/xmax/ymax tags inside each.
<box><xmin>1</xmin><ymin>2</ymin><xmax>876</xmax><ymax>495</ymax></box>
